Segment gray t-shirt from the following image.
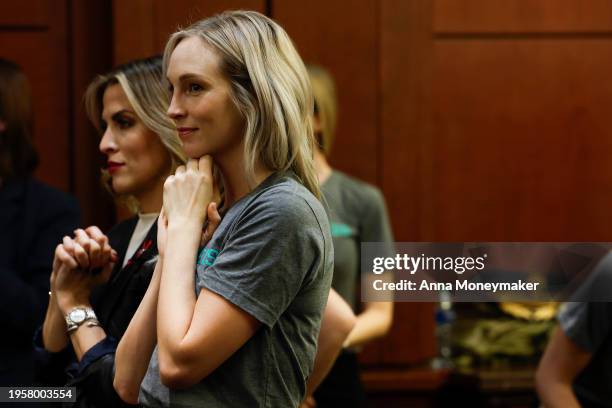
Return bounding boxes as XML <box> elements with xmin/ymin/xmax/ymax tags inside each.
<box><xmin>558</xmin><ymin>252</ymin><xmax>612</xmax><ymax>407</ymax></box>
<box><xmin>139</xmin><ymin>172</ymin><xmax>333</xmax><ymax>407</ymax></box>
<box><xmin>321</xmin><ymin>171</ymin><xmax>394</xmax><ymax>310</ymax></box>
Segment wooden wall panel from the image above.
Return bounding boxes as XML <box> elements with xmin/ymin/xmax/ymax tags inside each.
<box><xmin>0</xmin><ymin>2</ymin><xmax>70</xmax><ymax>191</ymax></box>
<box><xmin>272</xmin><ymin>0</ymin><xmax>379</xmax><ymax>185</ymax></box>
<box><xmin>429</xmin><ymin>39</ymin><xmax>612</xmax><ymax>241</ymax></box>
<box><xmin>71</xmin><ymin>0</ymin><xmax>115</xmax><ymax>229</ymax></box>
<box><xmin>113</xmin><ymin>0</ymin><xmax>156</xmax><ymax>65</ymax></box>
<box><xmin>113</xmin><ymin>0</ymin><xmax>265</xmax><ymax>65</ymax></box>
<box><xmin>379</xmin><ymin>0</ymin><xmax>437</xmax><ymax>366</ymax></box>
<box><xmin>1</xmin><ymin>1</ymin><xmax>113</xmax><ymax>226</ymax></box>
<box><xmin>0</xmin><ymin>0</ymin><xmax>52</xmax><ymax>26</ymax></box>
<box><xmin>434</xmin><ymin>0</ymin><xmax>612</xmax><ymax>33</ymax></box>
<box><xmin>378</xmin><ymin>0</ymin><xmax>612</xmax><ymax>370</ymax></box>
<box><xmin>153</xmin><ymin>0</ymin><xmax>265</xmax><ymax>53</ymax></box>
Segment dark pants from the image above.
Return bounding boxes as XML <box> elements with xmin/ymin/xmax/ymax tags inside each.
<box><xmin>313</xmin><ymin>351</ymin><xmax>366</xmax><ymax>407</ymax></box>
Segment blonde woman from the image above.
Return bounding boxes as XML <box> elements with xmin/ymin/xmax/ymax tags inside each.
<box><xmin>113</xmin><ymin>11</ymin><xmax>334</xmax><ymax>407</ymax></box>
<box><xmin>308</xmin><ymin>65</ymin><xmax>394</xmax><ymax>407</ymax></box>
<box><xmin>39</xmin><ymin>56</ymin><xmax>220</xmax><ymax>407</ymax></box>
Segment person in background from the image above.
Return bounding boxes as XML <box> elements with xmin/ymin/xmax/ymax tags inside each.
<box><xmin>536</xmin><ymin>252</ymin><xmax>612</xmax><ymax>408</ymax></box>
<box><xmin>0</xmin><ymin>57</ymin><xmax>80</xmax><ymax>386</ymax></box>
<box><xmin>307</xmin><ymin>64</ymin><xmax>394</xmax><ymax>407</ymax></box>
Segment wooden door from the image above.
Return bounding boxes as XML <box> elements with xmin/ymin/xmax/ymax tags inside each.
<box><xmin>113</xmin><ymin>0</ymin><xmax>266</xmax><ymax>65</ymax></box>
<box><xmin>0</xmin><ymin>1</ymin><xmax>114</xmax><ymax>228</ymax></box>
<box><xmin>0</xmin><ymin>1</ymin><xmax>70</xmax><ymax>190</ymax></box>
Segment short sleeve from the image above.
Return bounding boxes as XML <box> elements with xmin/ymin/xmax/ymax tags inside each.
<box><xmin>360</xmin><ymin>187</ymin><xmax>395</xmax><ymax>258</ymax></box>
<box><xmin>558</xmin><ymin>301</ymin><xmax>612</xmax><ymax>353</ymax></box>
<box><xmin>199</xmin><ymin>193</ymin><xmax>324</xmax><ymax>328</ymax></box>
<box><xmin>558</xmin><ymin>252</ymin><xmax>612</xmax><ymax>352</ymax></box>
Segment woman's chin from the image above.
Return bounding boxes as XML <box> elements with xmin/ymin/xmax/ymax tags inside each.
<box><xmin>111</xmin><ymin>179</ymin><xmax>134</xmax><ymax>196</ymax></box>
<box><xmin>184</xmin><ymin>146</ymin><xmax>213</xmax><ymax>160</ymax></box>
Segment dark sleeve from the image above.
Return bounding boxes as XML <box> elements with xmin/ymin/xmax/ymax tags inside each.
<box><xmin>199</xmin><ymin>193</ymin><xmax>324</xmax><ymax>328</ymax></box>
<box><xmin>67</xmin><ymin>340</ymin><xmax>137</xmax><ymax>408</ymax></box>
<box><xmin>32</xmin><ymin>325</ymin><xmax>73</xmax><ymax>386</ymax></box>
<box><xmin>67</xmin><ymin>220</ymin><xmax>148</xmax><ymax>407</ymax></box>
<box><xmin>0</xmin><ymin>187</ymin><xmax>80</xmax><ymax>340</ymax></box>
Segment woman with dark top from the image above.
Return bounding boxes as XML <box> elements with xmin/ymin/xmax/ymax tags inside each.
<box><xmin>110</xmin><ymin>11</ymin><xmax>335</xmax><ymax>407</ymax></box>
<box><xmin>0</xmin><ymin>57</ymin><xmax>80</xmax><ymax>386</ymax></box>
<box><xmin>38</xmin><ymin>56</ymin><xmax>205</xmax><ymax>407</ymax></box>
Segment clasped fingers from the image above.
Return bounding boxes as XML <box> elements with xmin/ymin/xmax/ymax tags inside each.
<box><xmin>64</xmin><ymin>235</ymin><xmax>90</xmax><ymax>270</ymax></box>
<box><xmin>61</xmin><ymin>229</ymin><xmax>115</xmax><ymax>272</ymax></box>
<box><xmin>163</xmin><ymin>156</ymin><xmax>215</xmax><ymax>225</ymax></box>
<box><xmin>84</xmin><ymin>226</ymin><xmax>117</xmax><ymax>265</ymax></box>
<box><xmin>54</xmin><ymin>241</ymin><xmax>79</xmax><ymax>272</ymax></box>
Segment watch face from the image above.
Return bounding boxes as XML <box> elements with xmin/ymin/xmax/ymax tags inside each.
<box><xmin>70</xmin><ymin>309</ymin><xmax>87</xmax><ymax>323</ymax></box>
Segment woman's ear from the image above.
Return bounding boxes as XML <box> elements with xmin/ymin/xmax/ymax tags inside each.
<box><xmin>0</xmin><ymin>120</ymin><xmax>6</xmax><ymax>133</ymax></box>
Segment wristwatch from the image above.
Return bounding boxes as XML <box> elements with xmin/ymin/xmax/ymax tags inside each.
<box><xmin>65</xmin><ymin>306</ymin><xmax>98</xmax><ymax>333</ymax></box>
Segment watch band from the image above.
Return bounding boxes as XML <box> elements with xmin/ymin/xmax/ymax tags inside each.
<box><xmin>66</xmin><ymin>318</ymin><xmax>100</xmax><ymax>334</ymax></box>
<box><xmin>65</xmin><ymin>307</ymin><xmax>98</xmax><ymax>334</ymax></box>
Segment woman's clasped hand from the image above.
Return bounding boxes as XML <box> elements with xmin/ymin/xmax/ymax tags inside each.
<box><xmin>157</xmin><ymin>156</ymin><xmax>221</xmax><ymax>259</ymax></box>
<box><xmin>52</xmin><ymin>227</ymin><xmax>117</xmax><ymax>312</ymax></box>
<box><xmin>52</xmin><ymin>174</ymin><xmax>223</xmax><ymax>312</ymax></box>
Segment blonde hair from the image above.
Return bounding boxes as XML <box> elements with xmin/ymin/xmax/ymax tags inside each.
<box><xmin>163</xmin><ymin>10</ymin><xmax>320</xmax><ymax>198</ymax></box>
<box><xmin>84</xmin><ymin>56</ymin><xmax>186</xmax><ymax>213</ymax></box>
<box><xmin>306</xmin><ymin>65</ymin><xmax>338</xmax><ymax>156</ymax></box>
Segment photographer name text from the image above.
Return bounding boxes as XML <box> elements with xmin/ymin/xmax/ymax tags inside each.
<box><xmin>373</xmin><ymin>279</ymin><xmax>540</xmax><ymax>292</ymax></box>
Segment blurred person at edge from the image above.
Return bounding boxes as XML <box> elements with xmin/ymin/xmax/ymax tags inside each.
<box><xmin>306</xmin><ymin>65</ymin><xmax>394</xmax><ymax>408</ymax></box>
<box><xmin>38</xmin><ymin>56</ymin><xmax>198</xmax><ymax>407</ymax></box>
<box><xmin>41</xmin><ymin>55</ymin><xmax>354</xmax><ymax>407</ymax></box>
<box><xmin>0</xmin><ymin>57</ymin><xmax>80</xmax><ymax>386</ymax></box>
<box><xmin>536</xmin><ymin>253</ymin><xmax>612</xmax><ymax>408</ymax></box>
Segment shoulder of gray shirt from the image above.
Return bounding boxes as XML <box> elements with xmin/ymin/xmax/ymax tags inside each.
<box><xmin>226</xmin><ymin>173</ymin><xmax>331</xmax><ymax>243</ymax></box>
<box><xmin>330</xmin><ymin>171</ymin><xmax>387</xmax><ymax>218</ymax></box>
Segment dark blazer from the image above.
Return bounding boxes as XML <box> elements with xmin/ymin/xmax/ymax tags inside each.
<box><xmin>0</xmin><ymin>177</ymin><xmax>80</xmax><ymax>386</ymax></box>
<box><xmin>37</xmin><ymin>215</ymin><xmax>159</xmax><ymax>407</ymax></box>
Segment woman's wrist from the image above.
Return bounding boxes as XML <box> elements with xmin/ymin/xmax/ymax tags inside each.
<box><xmin>167</xmin><ymin>216</ymin><xmax>204</xmax><ymax>231</ymax></box>
<box><xmin>167</xmin><ymin>221</ymin><xmax>203</xmax><ymax>244</ymax></box>
<box><xmin>56</xmin><ymin>293</ymin><xmax>91</xmax><ymax>314</ymax></box>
